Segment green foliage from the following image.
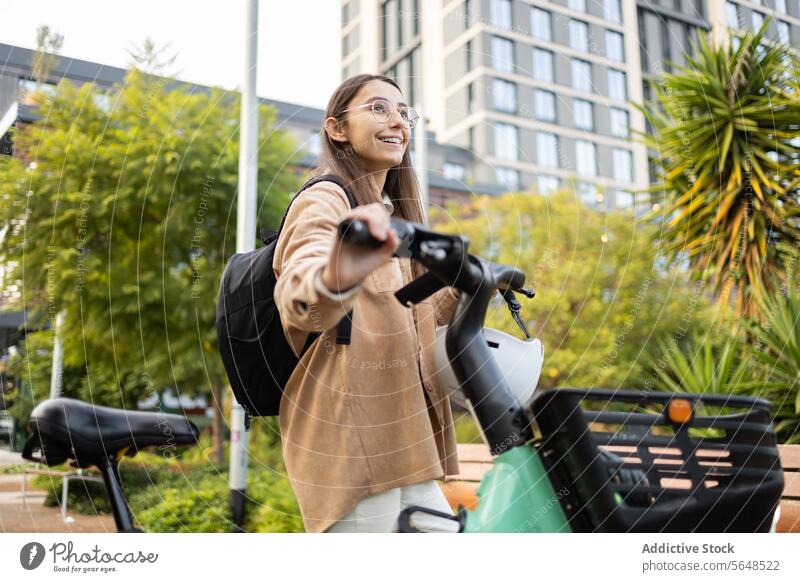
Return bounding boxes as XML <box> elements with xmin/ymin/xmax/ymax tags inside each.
<box><xmin>639</xmin><ymin>24</ymin><xmax>800</xmax><ymax>317</ymax></box>
<box><xmin>34</xmin><ymin>432</ymin><xmax>304</xmax><ymax>532</ymax></box>
<box><xmin>0</xmin><ymin>68</ymin><xmax>302</xmax><ymax>407</ymax></box>
<box><xmin>746</xmin><ymin>278</ymin><xmax>800</xmax><ymax>443</ymax></box>
<box><xmin>434</xmin><ymin>190</ymin><xmax>715</xmax><ymax>390</ymax></box>
<box><xmin>645</xmin><ymin>332</ymin><xmax>758</xmax><ymax>395</ymax></box>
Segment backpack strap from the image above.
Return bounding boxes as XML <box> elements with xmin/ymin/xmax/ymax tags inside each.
<box><xmin>279</xmin><ymin>174</ymin><xmax>359</xmax><ymax>353</ymax></box>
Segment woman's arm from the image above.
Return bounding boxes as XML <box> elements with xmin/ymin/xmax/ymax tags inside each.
<box><xmin>273</xmin><ymin>182</ymin><xmax>363</xmax><ymax>334</ymax></box>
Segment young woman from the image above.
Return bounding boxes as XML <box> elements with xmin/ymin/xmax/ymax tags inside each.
<box><xmin>272</xmin><ymin>74</ymin><xmax>463</xmax><ymax>533</ymax></box>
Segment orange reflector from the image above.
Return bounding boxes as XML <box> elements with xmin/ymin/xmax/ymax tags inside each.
<box><xmin>667</xmin><ymin>399</ymin><xmax>693</xmax><ymax>424</ymax></box>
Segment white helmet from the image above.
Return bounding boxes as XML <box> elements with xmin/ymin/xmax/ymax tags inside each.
<box><xmin>432</xmin><ymin>325</ymin><xmax>544</xmax><ymax>410</ymax></box>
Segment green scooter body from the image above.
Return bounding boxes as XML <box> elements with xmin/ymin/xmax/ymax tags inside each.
<box><xmin>462</xmin><ymin>444</ymin><xmax>571</xmax><ymax>533</ymax></box>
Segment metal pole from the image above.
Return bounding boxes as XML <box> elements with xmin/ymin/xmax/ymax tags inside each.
<box><xmin>229</xmin><ymin>0</ymin><xmax>258</xmax><ymax>532</ymax></box>
<box><xmin>49</xmin><ymin>310</ymin><xmax>64</xmax><ymax>399</ymax></box>
<box><xmin>414</xmin><ymin>104</ymin><xmax>429</xmax><ymax>223</ymax></box>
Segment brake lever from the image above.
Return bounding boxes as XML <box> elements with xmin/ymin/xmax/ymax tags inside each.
<box><xmin>499</xmin><ymin>287</ymin><xmax>533</xmax><ymax>340</ymax></box>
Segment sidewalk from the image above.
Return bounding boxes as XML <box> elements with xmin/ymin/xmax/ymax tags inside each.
<box><xmin>0</xmin><ymin>447</ymin><xmax>115</xmax><ymax>533</ymax></box>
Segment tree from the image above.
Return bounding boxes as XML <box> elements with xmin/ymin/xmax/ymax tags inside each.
<box><xmin>640</xmin><ymin>24</ymin><xmax>800</xmax><ymax>318</ymax></box>
<box><xmin>432</xmin><ymin>190</ymin><xmax>715</xmax><ymax>390</ymax></box>
<box><xmin>31</xmin><ymin>25</ymin><xmax>64</xmax><ymax>87</ymax></box>
<box><xmin>0</xmin><ymin>69</ymin><xmax>302</xmax><ymax>461</ymax></box>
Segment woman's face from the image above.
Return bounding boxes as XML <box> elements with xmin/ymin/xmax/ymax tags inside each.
<box><xmin>329</xmin><ymin>80</ymin><xmax>411</xmax><ymax>173</ymax></box>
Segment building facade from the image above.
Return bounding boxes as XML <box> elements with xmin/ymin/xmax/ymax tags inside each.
<box><xmin>342</xmin><ymin>0</ymin><xmax>799</xmax><ymax>208</ymax></box>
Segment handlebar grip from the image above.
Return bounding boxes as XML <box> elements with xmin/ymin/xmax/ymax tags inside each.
<box><xmin>337</xmin><ymin>218</ymin><xmax>384</xmax><ymax>248</ymax></box>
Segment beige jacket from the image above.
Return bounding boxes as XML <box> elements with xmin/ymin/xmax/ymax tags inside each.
<box><xmin>272</xmin><ymin>179</ymin><xmax>461</xmax><ymax>533</ymax></box>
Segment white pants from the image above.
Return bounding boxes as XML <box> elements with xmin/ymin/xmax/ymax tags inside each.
<box><xmin>325</xmin><ymin>480</ymin><xmax>460</xmax><ymax>533</ymax></box>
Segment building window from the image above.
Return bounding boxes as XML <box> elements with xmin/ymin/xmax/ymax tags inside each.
<box><xmin>605</xmin><ymin>30</ymin><xmax>624</xmax><ymax>62</ymax></box>
<box><xmin>534</xmin><ymin>89</ymin><xmax>556</xmax><ymax>122</ymax></box>
<box><xmin>533</xmin><ymin>48</ymin><xmax>555</xmax><ymax>82</ymax></box>
<box><xmin>612</xmin><ymin>147</ymin><xmax>633</xmax><ymax>182</ymax></box>
<box><xmin>576</xmin><ymin>181</ymin><xmax>598</xmax><ymax>205</ymax></box>
<box><xmin>468</xmin><ymin>125</ymin><xmax>475</xmax><ymax>149</ymax></box>
<box><xmin>575</xmin><ymin>139</ymin><xmax>597</xmax><ymax>176</ymax></box>
<box><xmin>467</xmin><ymin>82</ymin><xmax>475</xmax><ymax>113</ymax></box>
<box><xmin>568</xmin><ymin>0</ymin><xmax>586</xmax><ymax>12</ymax></box>
<box><xmin>776</xmin><ymin>0</ymin><xmax>787</xmax><ymax>13</ymax></box>
<box><xmin>609</xmin><ymin>107</ymin><xmax>629</xmax><ymax>137</ymax></box>
<box><xmin>752</xmin><ymin>11</ymin><xmax>765</xmax><ymax>30</ymax></box>
<box><xmin>466</xmin><ymin>39</ymin><xmax>473</xmax><ymax>70</ymax></box>
<box><xmin>725</xmin><ymin>1</ymin><xmax>739</xmax><ymax>28</ymax></box>
<box><xmin>569</xmin><ymin>20</ymin><xmax>589</xmax><ymax>52</ymax></box>
<box><xmin>608</xmin><ymin>69</ymin><xmax>626</xmax><ymax>100</ymax></box>
<box><xmin>307</xmin><ymin>131</ymin><xmax>321</xmax><ymax>156</ymax></box>
<box><xmin>493</xmin><ymin>78</ymin><xmax>517</xmax><ymax>112</ymax></box>
<box><xmin>571</xmin><ymin>58</ymin><xmax>592</xmax><ymax>92</ymax></box>
<box><xmin>490</xmin><ymin>0</ymin><xmax>513</xmax><ymax>29</ymax></box>
<box><xmin>537</xmin><ymin>175</ymin><xmax>560</xmax><ymax>195</ymax></box>
<box><xmin>613</xmin><ymin>189</ymin><xmax>634</xmax><ymax>208</ymax></box>
<box><xmin>604</xmin><ymin>0</ymin><xmax>622</xmax><ymax>24</ymax></box>
<box><xmin>531</xmin><ymin>7</ymin><xmax>551</xmax><ymax>41</ymax></box>
<box><xmin>443</xmin><ymin>162</ymin><xmax>465</xmax><ymax>181</ymax></box>
<box><xmin>465</xmin><ymin>0</ymin><xmax>472</xmax><ymax>27</ymax></box>
<box><xmin>777</xmin><ymin>20</ymin><xmax>790</xmax><ymax>43</ymax></box>
<box><xmin>494</xmin><ymin>123</ymin><xmax>518</xmax><ymax>160</ymax></box>
<box><xmin>491</xmin><ymin>36</ymin><xmax>514</xmax><ymax>72</ymax></box>
<box><xmin>537</xmin><ymin>132</ymin><xmax>559</xmax><ymax>168</ymax></box>
<box><xmin>496</xmin><ymin>167</ymin><xmax>520</xmax><ymax>191</ymax></box>
<box><xmin>574</xmin><ymin>98</ymin><xmax>594</xmax><ymax>131</ymax></box>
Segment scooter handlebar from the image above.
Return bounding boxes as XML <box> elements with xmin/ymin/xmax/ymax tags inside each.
<box><xmin>337</xmin><ymin>217</ymin><xmax>414</xmax><ymax>249</ymax></box>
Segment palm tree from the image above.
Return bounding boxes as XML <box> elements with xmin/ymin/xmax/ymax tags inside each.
<box><xmin>640</xmin><ymin>23</ymin><xmax>800</xmax><ymax>318</ymax></box>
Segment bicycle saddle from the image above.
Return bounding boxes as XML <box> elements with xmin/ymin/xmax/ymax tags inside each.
<box><xmin>22</xmin><ymin>398</ymin><xmax>199</xmax><ymax>466</ymax></box>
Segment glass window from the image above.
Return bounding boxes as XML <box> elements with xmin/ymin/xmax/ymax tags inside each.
<box><xmin>575</xmin><ymin>139</ymin><xmax>597</xmax><ymax>176</ymax></box>
<box><xmin>466</xmin><ymin>39</ymin><xmax>473</xmax><ymax>70</ymax></box>
<box><xmin>571</xmin><ymin>58</ymin><xmax>592</xmax><ymax>92</ymax></box>
<box><xmin>534</xmin><ymin>89</ymin><xmax>556</xmax><ymax>122</ymax></box>
<box><xmin>608</xmin><ymin>69</ymin><xmax>627</xmax><ymax>100</ymax></box>
<box><xmin>613</xmin><ymin>148</ymin><xmax>633</xmax><ymax>182</ymax></box>
<box><xmin>467</xmin><ymin>82</ymin><xmax>476</xmax><ymax>113</ymax></box>
<box><xmin>604</xmin><ymin>0</ymin><xmax>622</xmax><ymax>24</ymax></box>
<box><xmin>307</xmin><ymin>131</ymin><xmax>321</xmax><ymax>156</ymax></box>
<box><xmin>491</xmin><ymin>36</ymin><xmax>514</xmax><ymax>72</ymax></box>
<box><xmin>776</xmin><ymin>0</ymin><xmax>787</xmax><ymax>13</ymax></box>
<box><xmin>533</xmin><ymin>48</ymin><xmax>555</xmax><ymax>82</ymax></box>
<box><xmin>537</xmin><ymin>132</ymin><xmax>559</xmax><ymax>168</ymax></box>
<box><xmin>531</xmin><ymin>7</ymin><xmax>551</xmax><ymax>41</ymax></box>
<box><xmin>752</xmin><ymin>11</ymin><xmax>764</xmax><ymax>30</ymax></box>
<box><xmin>494</xmin><ymin>123</ymin><xmax>518</xmax><ymax>160</ymax></box>
<box><xmin>443</xmin><ymin>162</ymin><xmax>465</xmax><ymax>181</ymax></box>
<box><xmin>613</xmin><ymin>189</ymin><xmax>634</xmax><ymax>208</ymax></box>
<box><xmin>496</xmin><ymin>167</ymin><xmax>520</xmax><ymax>191</ymax></box>
<box><xmin>725</xmin><ymin>2</ymin><xmax>739</xmax><ymax>28</ymax></box>
<box><xmin>778</xmin><ymin>21</ymin><xmax>790</xmax><ymax>43</ymax></box>
<box><xmin>569</xmin><ymin>0</ymin><xmax>586</xmax><ymax>12</ymax></box>
<box><xmin>493</xmin><ymin>78</ymin><xmax>517</xmax><ymax>112</ymax></box>
<box><xmin>609</xmin><ymin>107</ymin><xmax>629</xmax><ymax>137</ymax></box>
<box><xmin>537</xmin><ymin>175</ymin><xmax>560</xmax><ymax>195</ymax></box>
<box><xmin>605</xmin><ymin>30</ymin><xmax>624</xmax><ymax>62</ymax></box>
<box><xmin>569</xmin><ymin>20</ymin><xmax>589</xmax><ymax>52</ymax></box>
<box><xmin>490</xmin><ymin>0</ymin><xmax>513</xmax><ymax>29</ymax></box>
<box><xmin>576</xmin><ymin>181</ymin><xmax>598</xmax><ymax>205</ymax></box>
<box><xmin>574</xmin><ymin>99</ymin><xmax>594</xmax><ymax>131</ymax></box>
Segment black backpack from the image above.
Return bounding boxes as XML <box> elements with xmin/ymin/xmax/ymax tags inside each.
<box><xmin>216</xmin><ymin>174</ymin><xmax>358</xmax><ymax>429</ymax></box>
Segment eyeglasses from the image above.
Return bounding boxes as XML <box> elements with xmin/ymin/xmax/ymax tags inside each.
<box><xmin>340</xmin><ymin>98</ymin><xmax>420</xmax><ymax>129</ymax></box>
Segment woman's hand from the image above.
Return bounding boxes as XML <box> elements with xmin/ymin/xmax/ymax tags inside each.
<box><xmin>321</xmin><ymin>202</ymin><xmax>399</xmax><ymax>293</ymax></box>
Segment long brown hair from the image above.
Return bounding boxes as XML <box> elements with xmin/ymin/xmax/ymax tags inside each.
<box><xmin>310</xmin><ymin>74</ymin><xmax>425</xmax><ymax>226</ymax></box>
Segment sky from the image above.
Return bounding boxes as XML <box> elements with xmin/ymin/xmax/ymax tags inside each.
<box><xmin>0</xmin><ymin>0</ymin><xmax>342</xmax><ymax>110</ymax></box>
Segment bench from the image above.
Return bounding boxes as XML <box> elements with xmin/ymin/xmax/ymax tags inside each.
<box><xmin>442</xmin><ymin>443</ymin><xmax>800</xmax><ymax>533</ymax></box>
<box><xmin>22</xmin><ymin>465</ymin><xmax>105</xmax><ymax>522</ymax></box>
